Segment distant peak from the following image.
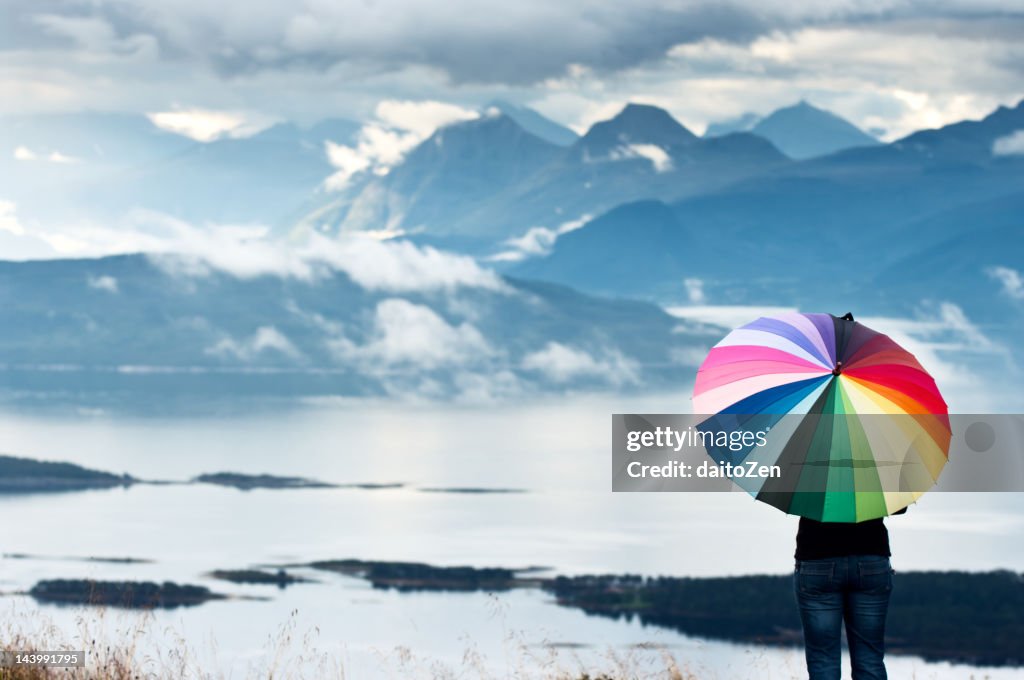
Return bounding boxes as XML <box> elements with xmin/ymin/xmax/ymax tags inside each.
<box><xmin>750</xmin><ymin>100</ymin><xmax>880</xmax><ymax>159</ymax></box>
<box><xmin>780</xmin><ymin>100</ymin><xmax>822</xmax><ymax>115</ymax></box>
<box><xmin>486</xmin><ymin>98</ymin><xmax>519</xmax><ymax>111</ymax></box>
<box><xmin>615</xmin><ymin>102</ymin><xmax>676</xmax><ymax>122</ymax></box>
<box><xmin>436</xmin><ymin>113</ymin><xmax>520</xmax><ymax>137</ymax></box>
<box><xmin>481</xmin><ymin>99</ymin><xmax>579</xmax><ymax>146</ymax></box>
<box><xmin>580</xmin><ymin>103</ymin><xmax>696</xmax><ymax>149</ymax></box>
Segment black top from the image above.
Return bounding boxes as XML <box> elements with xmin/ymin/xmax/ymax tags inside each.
<box><xmin>794</xmin><ymin>510</ymin><xmax>906</xmax><ymax>560</ymax></box>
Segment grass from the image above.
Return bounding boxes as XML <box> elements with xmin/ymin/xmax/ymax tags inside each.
<box><xmin>0</xmin><ymin>600</ymin><xmax>705</xmax><ymax>680</ymax></box>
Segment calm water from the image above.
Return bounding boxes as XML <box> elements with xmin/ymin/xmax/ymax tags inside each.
<box><xmin>0</xmin><ymin>392</ymin><xmax>1022</xmax><ymax>678</ymax></box>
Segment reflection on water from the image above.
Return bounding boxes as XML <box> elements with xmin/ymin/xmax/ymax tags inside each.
<box><xmin>0</xmin><ymin>393</ymin><xmax>1022</xmax><ymax>677</ymax></box>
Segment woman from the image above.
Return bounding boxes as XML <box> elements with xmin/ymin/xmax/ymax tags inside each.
<box><xmin>794</xmin><ymin>510</ymin><xmax>903</xmax><ymax>680</ymax></box>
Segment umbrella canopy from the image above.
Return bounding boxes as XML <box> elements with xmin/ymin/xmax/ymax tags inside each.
<box><xmin>692</xmin><ymin>312</ymin><xmax>950</xmax><ymax>522</ymax></box>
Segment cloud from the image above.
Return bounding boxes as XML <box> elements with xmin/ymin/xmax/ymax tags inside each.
<box><xmin>149</xmin><ymin>230</ymin><xmax>508</xmax><ymax>293</ymax></box>
<box><xmin>87</xmin><ymin>275</ymin><xmax>119</xmax><ymax>293</ymax></box>
<box><xmin>521</xmin><ymin>341</ymin><xmax>639</xmax><ymax>385</ymax></box>
<box><xmin>207</xmin><ymin>326</ymin><xmax>302</xmax><ymax>361</ymax></box>
<box><xmin>610</xmin><ymin>143</ymin><xmax>673</xmax><ymax>172</ymax></box>
<box><xmin>312</xmin><ymin>236</ymin><xmax>507</xmax><ymax>293</ymax></box>
<box><xmin>451</xmin><ymin>369</ymin><xmax>523</xmax><ymax>403</ymax></box>
<box><xmin>323</xmin><ymin>141</ymin><xmax>373</xmax><ymax>188</ymax></box>
<box><xmin>4</xmin><ymin>0</ymin><xmax>1021</xmax><ymax>144</ymax></box>
<box><xmin>534</xmin><ymin>22</ymin><xmax>1024</xmax><ymax>140</ymax></box>
<box><xmin>18</xmin><ymin>0</ymin><xmax>1014</xmax><ymax>88</ymax></box>
<box><xmin>324</xmin><ymin>100</ymin><xmax>478</xmax><ymax>189</ymax></box>
<box><xmin>992</xmin><ymin>130</ymin><xmax>1024</xmax><ymax>155</ymax></box>
<box><xmin>13</xmin><ymin>146</ymin><xmax>80</xmax><ymax>163</ymax></box>
<box><xmin>146</xmin><ymin>108</ymin><xmax>275</xmax><ymax>142</ymax></box>
<box><xmin>375</xmin><ymin>100</ymin><xmax>480</xmax><ymax>137</ymax></box>
<box><xmin>0</xmin><ymin>200</ymin><xmax>27</xmax><ymax>236</ymax></box>
<box><xmin>0</xmin><ymin>200</ymin><xmax>59</xmax><ymax>258</ymax></box>
<box><xmin>3</xmin><ymin>208</ymin><xmax>505</xmax><ymax>293</ymax></box>
<box><xmin>488</xmin><ymin>215</ymin><xmax>590</xmax><ymax>262</ymax></box>
<box><xmin>683</xmin><ymin>277</ymin><xmax>706</xmax><ymax>303</ymax></box>
<box><xmin>986</xmin><ymin>265</ymin><xmax>1024</xmax><ymax>299</ymax></box>
<box><xmin>329</xmin><ymin>298</ymin><xmax>493</xmax><ymax>370</ymax></box>
<box><xmin>31</xmin><ymin>12</ymin><xmax>158</xmax><ymax>59</ymax></box>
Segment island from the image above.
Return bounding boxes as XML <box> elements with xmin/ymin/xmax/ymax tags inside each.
<box><xmin>193</xmin><ymin>472</ymin><xmax>336</xmax><ymax>490</ymax></box>
<box><xmin>543</xmin><ymin>570</ymin><xmax>1024</xmax><ymax>667</ymax></box>
<box><xmin>0</xmin><ymin>455</ymin><xmax>134</xmax><ymax>493</ymax></box>
<box><xmin>208</xmin><ymin>569</ymin><xmax>313</xmax><ymax>588</ymax></box>
<box><xmin>29</xmin><ymin>579</ymin><xmax>225</xmax><ymax>608</ymax></box>
<box><xmin>337</xmin><ymin>482</ymin><xmax>404</xmax><ymax>490</ymax></box>
<box><xmin>304</xmin><ymin>559</ymin><xmax>543</xmax><ymax>592</ymax></box>
<box><xmin>4</xmin><ymin>553</ymin><xmax>152</xmax><ymax>564</ymax></box>
<box><xmin>0</xmin><ymin>455</ymin><xmax>408</xmax><ymax>494</ymax></box>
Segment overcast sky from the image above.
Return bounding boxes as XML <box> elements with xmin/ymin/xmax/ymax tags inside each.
<box><xmin>2</xmin><ymin>0</ymin><xmax>1024</xmax><ymax>138</ymax></box>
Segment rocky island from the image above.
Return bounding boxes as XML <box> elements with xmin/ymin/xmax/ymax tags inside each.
<box><xmin>209</xmin><ymin>569</ymin><xmax>312</xmax><ymax>587</ymax></box>
<box><xmin>29</xmin><ymin>579</ymin><xmax>225</xmax><ymax>608</ymax></box>
<box><xmin>0</xmin><ymin>455</ymin><xmax>134</xmax><ymax>493</ymax></box>
<box><xmin>304</xmin><ymin>559</ymin><xmax>544</xmax><ymax>592</ymax></box>
<box><xmin>193</xmin><ymin>472</ymin><xmax>336</xmax><ymax>490</ymax></box>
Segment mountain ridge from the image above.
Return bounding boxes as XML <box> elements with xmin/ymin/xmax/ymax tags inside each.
<box><xmin>703</xmin><ymin>101</ymin><xmax>879</xmax><ymax>159</ymax></box>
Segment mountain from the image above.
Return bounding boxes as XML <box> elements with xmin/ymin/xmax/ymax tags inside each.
<box><xmin>703</xmin><ymin>112</ymin><xmax>761</xmax><ymax>138</ymax></box>
<box><xmin>462</xmin><ymin>106</ymin><xmax>786</xmax><ymax>247</ymax></box>
<box><xmin>0</xmin><ymin>112</ymin><xmax>195</xmax><ymax>227</ymax></box>
<box><xmin>298</xmin><ymin>104</ymin><xmax>789</xmax><ymax>250</ymax></box>
<box><xmin>704</xmin><ymin>102</ymin><xmax>879</xmax><ymax>159</ymax></box>
<box><xmin>750</xmin><ymin>101</ymin><xmax>879</xmax><ymax>159</ymax></box>
<box><xmin>511</xmin><ymin>200</ymin><xmax>693</xmax><ymax>298</ymax></box>
<box><xmin>0</xmin><ymin>112</ymin><xmax>194</xmax><ymax>166</ymax></box>
<box><xmin>504</xmin><ymin>100</ymin><xmax>1024</xmax><ymax>311</ymax></box>
<box><xmin>296</xmin><ymin>114</ymin><xmax>564</xmax><ymax>238</ymax></box>
<box><xmin>572</xmin><ymin>103</ymin><xmax>698</xmax><ymax>157</ymax></box>
<box><xmin>0</xmin><ymin>253</ymin><xmax>719</xmax><ymax>408</ymax></box>
<box><xmin>485</xmin><ymin>100</ymin><xmax>579</xmax><ymax>146</ymax></box>
<box><xmin>0</xmin><ymin>113</ymin><xmax>359</xmax><ymax>231</ymax></box>
<box><xmin>99</xmin><ymin>119</ymin><xmax>358</xmax><ymax>226</ymax></box>
<box><xmin>885</xmin><ymin>101</ymin><xmax>1024</xmax><ymax>163</ymax></box>
<box><xmin>866</xmin><ymin>192</ymin><xmax>1024</xmax><ymax>319</ymax></box>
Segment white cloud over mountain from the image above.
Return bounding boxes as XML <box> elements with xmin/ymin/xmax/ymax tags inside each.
<box><xmin>328</xmin><ymin>299</ymin><xmax>494</xmax><ymax>370</ymax></box>
<box><xmin>324</xmin><ymin>99</ymin><xmax>478</xmax><ymax>189</ymax></box>
<box><xmin>489</xmin><ymin>215</ymin><xmax>590</xmax><ymax>263</ymax></box>
<box><xmin>992</xmin><ymin>130</ymin><xmax>1024</xmax><ymax>156</ymax></box>
<box><xmin>0</xmin><ymin>205</ymin><xmax>504</xmax><ymax>293</ymax></box>
<box><xmin>146</xmin><ymin>109</ymin><xmax>276</xmax><ymax>142</ymax></box>
<box><xmin>521</xmin><ymin>342</ymin><xmax>639</xmax><ymax>386</ymax></box>
<box><xmin>208</xmin><ymin>326</ymin><xmax>303</xmax><ymax>361</ymax></box>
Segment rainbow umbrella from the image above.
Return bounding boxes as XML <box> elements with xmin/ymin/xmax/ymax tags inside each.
<box><xmin>692</xmin><ymin>312</ymin><xmax>950</xmax><ymax>522</ymax></box>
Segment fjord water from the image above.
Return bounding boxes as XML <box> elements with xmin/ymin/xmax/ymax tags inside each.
<box><xmin>1</xmin><ymin>393</ymin><xmax>1022</xmax><ymax>678</ymax></box>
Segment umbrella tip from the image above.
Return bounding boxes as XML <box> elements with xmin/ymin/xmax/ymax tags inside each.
<box><xmin>832</xmin><ymin>361</ymin><xmax>843</xmax><ymax>376</ymax></box>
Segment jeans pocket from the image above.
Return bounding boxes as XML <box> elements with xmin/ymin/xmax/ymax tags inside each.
<box><xmin>858</xmin><ymin>558</ymin><xmax>893</xmax><ymax>593</ymax></box>
<box><xmin>797</xmin><ymin>560</ymin><xmax>834</xmax><ymax>595</ymax></box>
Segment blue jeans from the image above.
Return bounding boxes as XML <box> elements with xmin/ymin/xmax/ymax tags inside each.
<box><xmin>794</xmin><ymin>555</ymin><xmax>893</xmax><ymax>680</ymax></box>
